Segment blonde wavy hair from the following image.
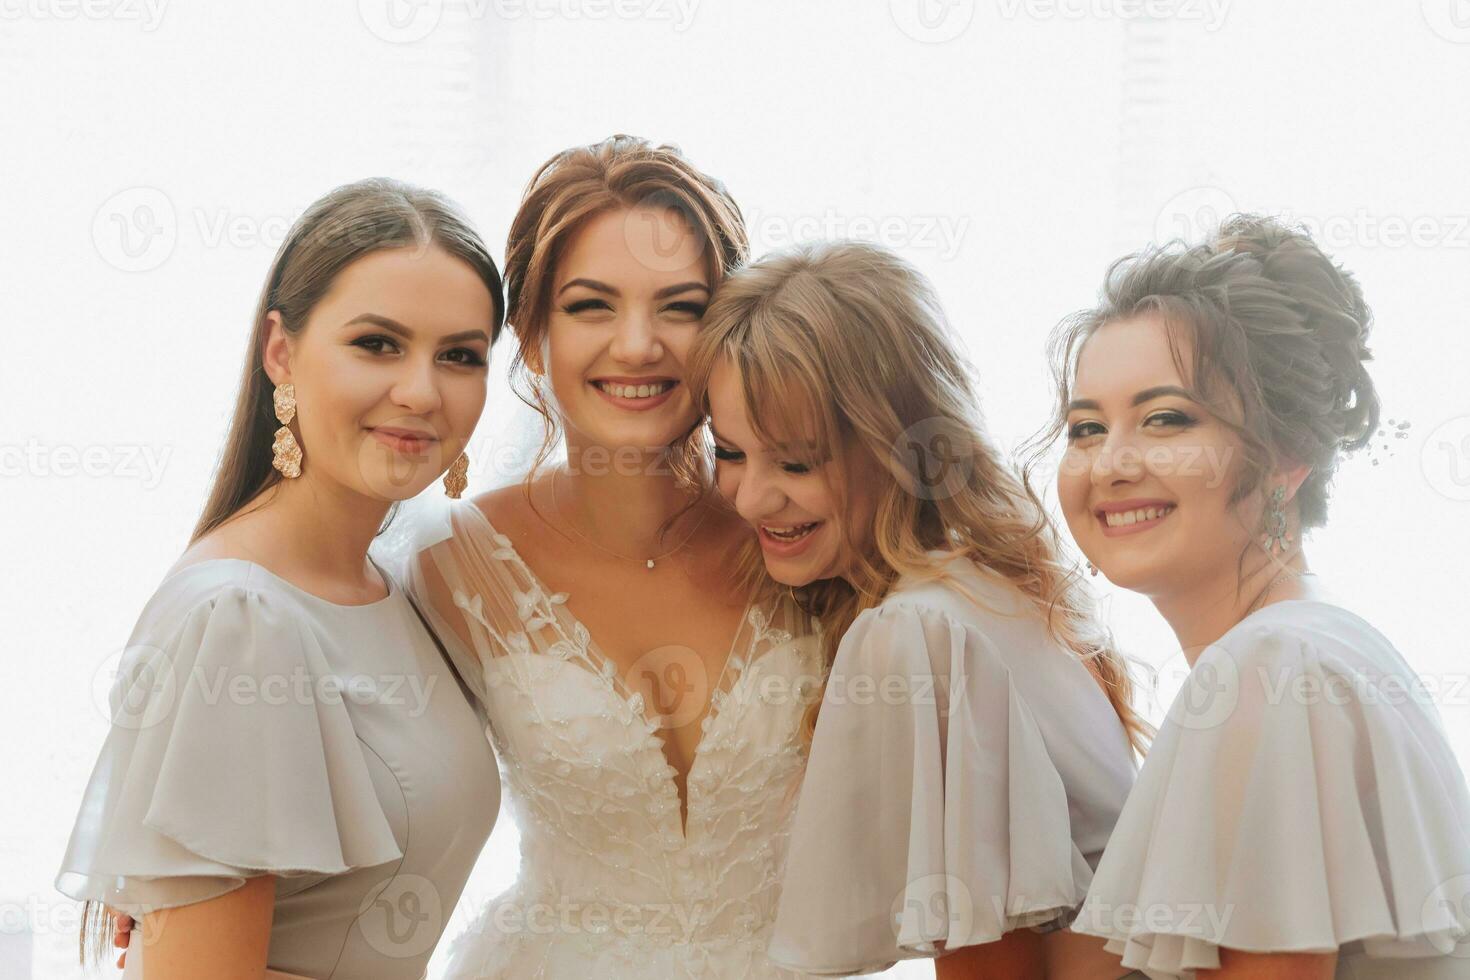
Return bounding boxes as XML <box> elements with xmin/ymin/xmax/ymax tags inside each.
<box><xmin>685</xmin><ymin>240</ymin><xmax>1151</xmax><ymax>753</ymax></box>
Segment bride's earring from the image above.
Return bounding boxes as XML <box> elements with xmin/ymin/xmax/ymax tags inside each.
<box><xmin>271</xmin><ymin>383</ymin><xmax>303</xmax><ymax>479</ymax></box>
<box><xmin>444</xmin><ymin>451</ymin><xmax>469</xmax><ymax>499</ymax></box>
<box><xmin>1086</xmin><ymin>561</ymin><xmax>1099</xmax><ymax>577</ymax></box>
<box><xmin>1261</xmin><ymin>484</ymin><xmax>1292</xmax><ymax>555</ymax></box>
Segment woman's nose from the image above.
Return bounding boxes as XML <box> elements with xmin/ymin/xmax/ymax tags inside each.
<box><xmin>609</xmin><ymin>312</ymin><xmax>664</xmax><ymax>366</ymax></box>
<box><xmin>1090</xmin><ymin>431</ymin><xmax>1145</xmax><ymax>486</ymax></box>
<box><xmin>392</xmin><ymin>357</ymin><xmax>444</xmax><ymax>415</ymax></box>
<box><xmin>735</xmin><ymin>462</ymin><xmax>785</xmax><ymax>524</ymax></box>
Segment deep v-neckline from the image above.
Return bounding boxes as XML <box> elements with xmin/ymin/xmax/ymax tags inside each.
<box><xmin>464</xmin><ymin>502</ymin><xmax>759</xmax><ymax>839</ymax></box>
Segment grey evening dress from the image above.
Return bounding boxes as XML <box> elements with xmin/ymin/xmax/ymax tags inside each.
<box><xmin>1073</xmin><ymin>599</ymin><xmax>1470</xmax><ymax>979</ymax></box>
<box><xmin>56</xmin><ymin>557</ymin><xmax>500</xmax><ymax>979</ymax></box>
<box><xmin>767</xmin><ymin>550</ymin><xmax>1139</xmax><ymax>975</ymax></box>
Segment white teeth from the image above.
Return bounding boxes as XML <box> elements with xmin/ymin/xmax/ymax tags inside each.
<box><xmin>1104</xmin><ymin>505</ymin><xmax>1175</xmax><ymax>527</ymax></box>
<box><xmin>765</xmin><ymin>522</ymin><xmax>819</xmax><ymax>541</ymax></box>
<box><xmin>597</xmin><ymin>381</ymin><xmax>673</xmax><ymax>399</ymax></box>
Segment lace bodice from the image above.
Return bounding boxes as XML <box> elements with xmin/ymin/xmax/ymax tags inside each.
<box><xmin>403</xmin><ymin>500</ymin><xmax>827</xmax><ymax>978</ymax></box>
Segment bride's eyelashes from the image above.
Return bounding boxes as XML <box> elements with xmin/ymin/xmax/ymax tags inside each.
<box><xmin>666</xmin><ymin>301</ymin><xmax>707</xmax><ymax>318</ymax></box>
<box><xmin>350</xmin><ymin>334</ymin><xmax>488</xmax><ymax>367</ymax></box>
<box><xmin>559</xmin><ymin>298</ymin><xmax>708</xmax><ymax>318</ymax></box>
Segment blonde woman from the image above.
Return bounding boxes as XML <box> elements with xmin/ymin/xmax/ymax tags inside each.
<box><xmin>684</xmin><ymin>240</ymin><xmax>1146</xmax><ymax>979</ymax></box>
<box><xmin>56</xmin><ymin>179</ymin><xmax>505</xmax><ymax>978</ymax></box>
<box><xmin>401</xmin><ymin>136</ymin><xmax>824</xmax><ymax>978</ymax></box>
<box><xmin>1042</xmin><ymin>215</ymin><xmax>1470</xmax><ymax>978</ymax></box>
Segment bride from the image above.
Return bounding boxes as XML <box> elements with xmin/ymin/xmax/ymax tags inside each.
<box><xmin>400</xmin><ymin>135</ymin><xmax>826</xmax><ymax>978</ymax></box>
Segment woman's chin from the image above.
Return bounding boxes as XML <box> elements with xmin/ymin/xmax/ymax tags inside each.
<box><xmin>765</xmin><ymin>566</ymin><xmax>818</xmax><ymax>588</ymax></box>
<box><xmin>1091</xmin><ymin>556</ymin><xmax>1177</xmax><ymax>596</ymax></box>
<box><xmin>565</xmin><ymin>417</ymin><xmax>696</xmax><ymax>463</ymax></box>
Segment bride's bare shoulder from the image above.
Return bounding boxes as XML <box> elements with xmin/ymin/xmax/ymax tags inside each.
<box><xmin>470</xmin><ymin>478</ymin><xmax>552</xmax><ymax>539</ymax></box>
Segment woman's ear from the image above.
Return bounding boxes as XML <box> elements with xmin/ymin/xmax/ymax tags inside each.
<box><xmin>1275</xmin><ymin>460</ymin><xmax>1313</xmax><ymax>503</ymax></box>
<box><xmin>261</xmin><ymin>312</ymin><xmax>292</xmax><ymax>386</ymax></box>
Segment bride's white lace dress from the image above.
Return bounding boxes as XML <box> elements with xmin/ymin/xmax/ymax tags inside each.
<box><xmin>402</xmin><ymin>500</ymin><xmax>826</xmax><ymax>978</ymax></box>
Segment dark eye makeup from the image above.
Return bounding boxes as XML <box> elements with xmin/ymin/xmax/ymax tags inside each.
<box><xmin>351</xmin><ymin>334</ymin><xmax>487</xmax><ymax>367</ymax></box>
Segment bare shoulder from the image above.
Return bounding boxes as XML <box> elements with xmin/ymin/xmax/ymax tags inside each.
<box><xmin>169</xmin><ymin>521</ymin><xmax>266</xmax><ymax>578</ymax></box>
<box><xmin>169</xmin><ymin>490</ymin><xmax>280</xmax><ymax>577</ymax></box>
<box><xmin>470</xmin><ymin>478</ymin><xmax>547</xmax><ymax>541</ymax></box>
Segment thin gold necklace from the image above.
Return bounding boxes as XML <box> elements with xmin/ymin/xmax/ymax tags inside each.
<box><xmin>1245</xmin><ymin>565</ymin><xmax>1315</xmax><ymax>617</ymax></box>
<box><xmin>549</xmin><ymin>468</ymin><xmax>709</xmax><ymax>571</ymax></box>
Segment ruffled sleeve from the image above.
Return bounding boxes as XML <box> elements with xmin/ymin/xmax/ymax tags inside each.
<box><xmin>1073</xmin><ymin>617</ymin><xmax>1470</xmax><ymax>978</ymax></box>
<box><xmin>768</xmin><ymin>600</ymin><xmax>1096</xmax><ymax>975</ymax></box>
<box><xmin>55</xmin><ymin>584</ymin><xmax>404</xmax><ymax>915</ymax></box>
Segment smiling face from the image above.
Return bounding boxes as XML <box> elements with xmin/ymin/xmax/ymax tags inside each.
<box><xmin>1056</xmin><ymin>311</ymin><xmax>1267</xmax><ymax>597</ymax></box>
<box><xmin>706</xmin><ymin>358</ymin><xmax>882</xmax><ymax>587</ymax></box>
<box><xmin>541</xmin><ymin>206</ymin><xmax>712</xmax><ymax>457</ymax></box>
<box><xmin>264</xmin><ymin>243</ymin><xmax>494</xmax><ymax>501</ymax></box>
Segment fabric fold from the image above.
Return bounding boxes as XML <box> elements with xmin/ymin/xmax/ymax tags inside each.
<box><xmin>1073</xmin><ymin>605</ymin><xmax>1470</xmax><ymax>979</ymax></box>
<box><xmin>56</xmin><ymin>584</ymin><xmax>403</xmax><ymax>914</ymax></box>
<box><xmin>770</xmin><ymin>599</ymin><xmax>1098</xmax><ymax>975</ymax></box>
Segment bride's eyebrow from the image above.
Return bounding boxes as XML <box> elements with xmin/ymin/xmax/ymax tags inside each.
<box><xmin>557</xmin><ymin>278</ymin><xmax>617</xmax><ymax>297</ymax></box>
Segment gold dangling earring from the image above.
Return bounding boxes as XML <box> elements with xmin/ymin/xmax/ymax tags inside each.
<box><xmin>443</xmin><ymin>451</ymin><xmax>469</xmax><ymax>499</ymax></box>
<box><xmin>271</xmin><ymin>383</ymin><xmax>303</xmax><ymax>478</ymax></box>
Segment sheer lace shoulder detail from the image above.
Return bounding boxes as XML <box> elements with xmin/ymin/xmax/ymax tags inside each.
<box><xmin>405</xmin><ymin>502</ymin><xmax>829</xmax><ymax>977</ymax></box>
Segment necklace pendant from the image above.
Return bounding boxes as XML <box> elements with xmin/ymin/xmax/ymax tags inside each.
<box><xmin>646</xmin><ymin>559</ymin><xmax>655</xmax><ymax>570</ymax></box>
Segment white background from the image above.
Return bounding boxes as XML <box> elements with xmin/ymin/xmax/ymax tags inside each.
<box><xmin>4</xmin><ymin>1</ymin><xmax>1470</xmax><ymax>977</ymax></box>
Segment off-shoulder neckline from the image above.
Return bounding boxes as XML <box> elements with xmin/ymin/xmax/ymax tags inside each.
<box><xmin>160</xmin><ymin>556</ymin><xmax>397</xmax><ymax>611</ymax></box>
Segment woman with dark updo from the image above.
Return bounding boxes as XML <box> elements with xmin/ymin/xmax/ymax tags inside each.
<box><xmin>1039</xmin><ymin>215</ymin><xmax>1470</xmax><ymax>978</ymax></box>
